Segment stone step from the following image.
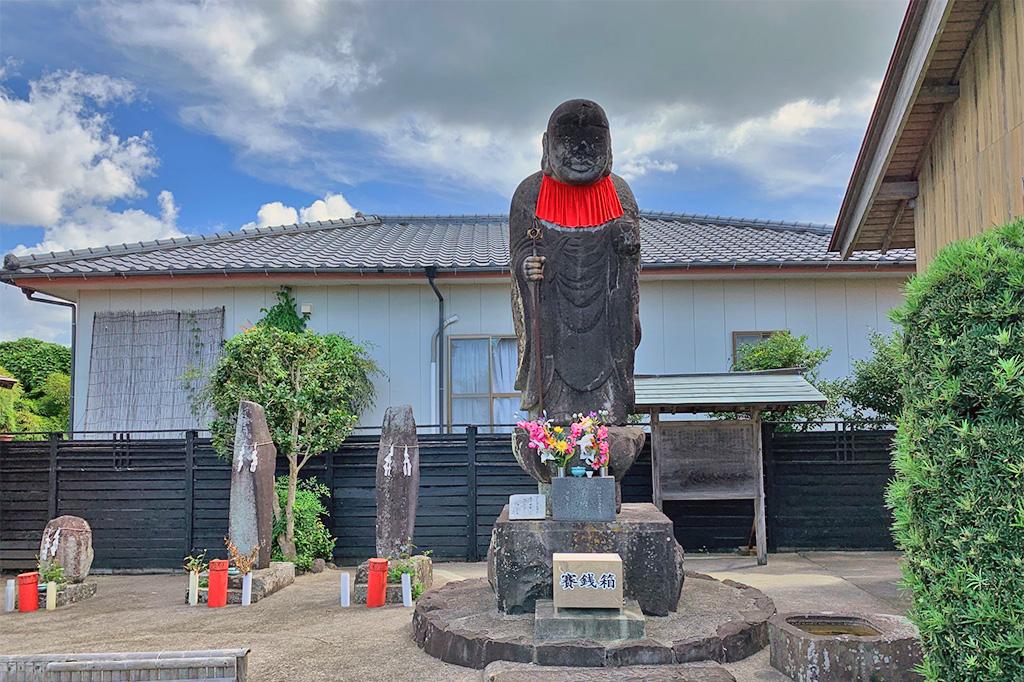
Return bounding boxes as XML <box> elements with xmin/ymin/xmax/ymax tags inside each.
<box><xmin>534</xmin><ymin>598</ymin><xmax>645</xmax><ymax>642</ymax></box>
<box><xmin>482</xmin><ymin>661</ymin><xmax>735</xmax><ymax>681</ymax></box>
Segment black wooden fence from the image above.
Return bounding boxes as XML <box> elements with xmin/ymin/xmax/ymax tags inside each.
<box><xmin>0</xmin><ymin>424</ymin><xmax>895</xmax><ymax>571</ymax></box>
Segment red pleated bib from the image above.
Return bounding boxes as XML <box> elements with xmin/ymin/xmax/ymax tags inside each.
<box><xmin>535</xmin><ymin>175</ymin><xmax>624</xmax><ymax>228</ymax></box>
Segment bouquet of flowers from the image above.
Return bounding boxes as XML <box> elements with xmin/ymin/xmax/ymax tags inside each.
<box><xmin>572</xmin><ymin>411</ymin><xmax>610</xmax><ymax>471</ymax></box>
<box><xmin>516</xmin><ymin>417</ymin><xmax>575</xmax><ymax>469</ymax></box>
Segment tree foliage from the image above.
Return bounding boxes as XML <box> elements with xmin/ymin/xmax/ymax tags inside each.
<box><xmin>271</xmin><ymin>477</ymin><xmax>335</xmax><ymax>571</ymax></box>
<box><xmin>846</xmin><ymin>330</ymin><xmax>904</xmax><ymax>423</ymax></box>
<box><xmin>0</xmin><ymin>365</ymin><xmax>19</xmax><ymax>433</ymax></box>
<box><xmin>0</xmin><ymin>338</ymin><xmax>71</xmax><ymax>393</ymax></box>
<box><xmin>205</xmin><ymin>323</ymin><xmax>377</xmax><ymax>559</ymax></box>
<box><xmin>886</xmin><ymin>219</ymin><xmax>1024</xmax><ymax>681</ymax></box>
<box><xmin>258</xmin><ymin>287</ymin><xmax>309</xmax><ymax>333</ymax></box>
<box><xmin>730</xmin><ymin>330</ymin><xmax>846</xmax><ymax>424</ymax></box>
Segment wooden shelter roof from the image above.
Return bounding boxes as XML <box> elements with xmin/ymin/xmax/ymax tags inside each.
<box><xmin>633</xmin><ymin>369</ymin><xmax>827</xmax><ymax>414</ymax></box>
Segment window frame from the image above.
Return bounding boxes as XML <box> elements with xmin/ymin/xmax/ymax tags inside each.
<box><xmin>731</xmin><ymin>330</ymin><xmax>780</xmax><ymax>367</ymax></box>
<box><xmin>446</xmin><ymin>334</ymin><xmax>519</xmax><ymax>432</ymax></box>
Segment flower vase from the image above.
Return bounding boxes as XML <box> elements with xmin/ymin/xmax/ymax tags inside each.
<box><xmin>188</xmin><ymin>570</ymin><xmax>200</xmax><ymax>606</ymax></box>
<box><xmin>600</xmin><ymin>465</ymin><xmax>609</xmax><ymax>477</ymax></box>
<box><xmin>241</xmin><ymin>572</ymin><xmax>253</xmax><ymax>606</ymax></box>
<box><xmin>556</xmin><ymin>466</ymin><xmax>566</xmax><ymax>478</ymax></box>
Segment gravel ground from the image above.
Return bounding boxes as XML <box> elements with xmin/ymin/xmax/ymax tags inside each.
<box><xmin>0</xmin><ymin>553</ymin><xmax>906</xmax><ymax>681</ymax></box>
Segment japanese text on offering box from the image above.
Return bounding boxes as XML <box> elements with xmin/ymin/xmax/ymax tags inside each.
<box><xmin>552</xmin><ymin>552</ymin><xmax>623</xmax><ymax>609</ymax></box>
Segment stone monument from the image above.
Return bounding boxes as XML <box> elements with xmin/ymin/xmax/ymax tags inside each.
<box><xmin>228</xmin><ymin>400</ymin><xmax>277</xmax><ymax>570</ymax></box>
<box><xmin>39</xmin><ymin>515</ymin><xmax>93</xmax><ymax>583</ymax></box>
<box><xmin>488</xmin><ymin>99</ymin><xmax>685</xmax><ymax>618</ymax></box>
<box><xmin>375</xmin><ymin>404</ymin><xmax>419</xmax><ymax>558</ymax></box>
<box><xmin>509</xmin><ymin>98</ymin><xmax>646</xmax><ymax>506</ymax></box>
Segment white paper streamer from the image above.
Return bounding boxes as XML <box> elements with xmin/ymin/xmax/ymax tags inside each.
<box><xmin>402</xmin><ymin>446</ymin><xmax>412</xmax><ymax>476</ymax></box>
<box><xmin>383</xmin><ymin>444</ymin><xmax>394</xmax><ymax>477</ymax></box>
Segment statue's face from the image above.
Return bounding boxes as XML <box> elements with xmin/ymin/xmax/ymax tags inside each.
<box><xmin>544</xmin><ymin>122</ymin><xmax>611</xmax><ymax>186</ymax></box>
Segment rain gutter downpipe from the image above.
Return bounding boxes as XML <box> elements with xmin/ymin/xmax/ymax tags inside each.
<box><xmin>22</xmin><ymin>288</ymin><xmax>76</xmax><ymax>434</ymax></box>
<box><xmin>426</xmin><ymin>267</ymin><xmax>445</xmax><ymax>432</ymax></box>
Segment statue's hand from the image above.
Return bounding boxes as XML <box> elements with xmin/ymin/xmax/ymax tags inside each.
<box><xmin>523</xmin><ymin>255</ymin><xmax>546</xmax><ymax>281</ymax></box>
<box><xmin>613</xmin><ymin>218</ymin><xmax>641</xmax><ymax>256</ymax></box>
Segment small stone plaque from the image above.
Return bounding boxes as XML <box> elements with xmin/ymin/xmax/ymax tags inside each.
<box><xmin>552</xmin><ymin>552</ymin><xmax>623</xmax><ymax>610</ymax></box>
<box><xmin>509</xmin><ymin>494</ymin><xmax>547</xmax><ymax>520</ymax></box>
<box><xmin>551</xmin><ymin>476</ymin><xmax>615</xmax><ymax>521</ymax></box>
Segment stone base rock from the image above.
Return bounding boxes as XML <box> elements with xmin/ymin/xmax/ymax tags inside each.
<box><xmin>193</xmin><ymin>561</ymin><xmax>294</xmax><ymax>605</ymax></box>
<box><xmin>353</xmin><ymin>582</ymin><xmax>412</xmax><ymax>605</ymax></box>
<box><xmin>487</xmin><ymin>503</ymin><xmax>683</xmax><ymax>616</ymax></box>
<box><xmin>35</xmin><ymin>581</ymin><xmax>96</xmax><ymax>609</ymax></box>
<box><xmin>535</xmin><ymin>599</ymin><xmax>645</xmax><ymax>642</ymax></box>
<box><xmin>356</xmin><ymin>552</ymin><xmax>432</xmax><ymax>589</ymax></box>
<box><xmin>482</xmin><ymin>660</ymin><xmax>735</xmax><ymax>681</ymax></box>
<box><xmin>412</xmin><ymin>573</ymin><xmax>773</xmax><ymax>670</ymax></box>
<box><xmin>768</xmin><ymin>612</ymin><xmax>923</xmax><ymax>681</ymax></box>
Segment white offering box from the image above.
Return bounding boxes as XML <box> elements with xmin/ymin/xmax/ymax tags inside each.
<box><xmin>552</xmin><ymin>552</ymin><xmax>623</xmax><ymax>610</ymax></box>
<box><xmin>509</xmin><ymin>494</ymin><xmax>546</xmax><ymax>520</ymax></box>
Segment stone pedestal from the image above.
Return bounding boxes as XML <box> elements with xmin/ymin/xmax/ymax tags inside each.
<box><xmin>190</xmin><ymin>561</ymin><xmax>294</xmax><ymax>605</ymax></box>
<box><xmin>551</xmin><ymin>477</ymin><xmax>615</xmax><ymax>521</ymax></box>
<box><xmin>487</xmin><ymin>503</ymin><xmax>684</xmax><ymax>616</ymax></box>
<box><xmin>534</xmin><ymin>598</ymin><xmax>645</xmax><ymax>642</ymax></box>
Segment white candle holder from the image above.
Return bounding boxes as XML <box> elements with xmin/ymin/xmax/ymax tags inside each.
<box><xmin>340</xmin><ymin>572</ymin><xmax>351</xmax><ymax>607</ymax></box>
<box><xmin>45</xmin><ymin>581</ymin><xmax>57</xmax><ymax>611</ymax></box>
<box><xmin>5</xmin><ymin>579</ymin><xmax>15</xmax><ymax>612</ymax></box>
<box><xmin>188</xmin><ymin>571</ymin><xmax>200</xmax><ymax>606</ymax></box>
<box><xmin>401</xmin><ymin>572</ymin><xmax>413</xmax><ymax>607</ymax></box>
<box><xmin>241</xmin><ymin>573</ymin><xmax>253</xmax><ymax>606</ymax></box>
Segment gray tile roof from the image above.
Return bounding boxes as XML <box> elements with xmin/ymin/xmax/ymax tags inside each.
<box><xmin>2</xmin><ymin>212</ymin><xmax>914</xmax><ymax>279</ymax></box>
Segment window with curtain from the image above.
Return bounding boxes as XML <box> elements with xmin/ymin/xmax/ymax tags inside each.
<box><xmin>449</xmin><ymin>336</ymin><xmax>523</xmax><ymax>433</ymax></box>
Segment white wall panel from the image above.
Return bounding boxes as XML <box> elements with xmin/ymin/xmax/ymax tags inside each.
<box><xmin>70</xmin><ymin>277</ymin><xmax>909</xmax><ymax>430</ymax></box>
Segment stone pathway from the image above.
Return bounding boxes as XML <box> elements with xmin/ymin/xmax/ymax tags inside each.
<box><xmin>0</xmin><ymin>552</ymin><xmax>907</xmax><ymax>681</ymax></box>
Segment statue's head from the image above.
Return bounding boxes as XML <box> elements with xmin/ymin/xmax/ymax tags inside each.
<box><xmin>541</xmin><ymin>99</ymin><xmax>612</xmax><ymax>185</ymax></box>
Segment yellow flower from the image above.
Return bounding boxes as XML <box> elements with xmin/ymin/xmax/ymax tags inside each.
<box><xmin>553</xmin><ymin>426</ymin><xmax>563</xmax><ymax>433</ymax></box>
<box><xmin>554</xmin><ymin>440</ymin><xmax>568</xmax><ymax>453</ymax></box>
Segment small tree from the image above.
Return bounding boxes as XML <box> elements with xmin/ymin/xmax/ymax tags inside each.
<box><xmin>731</xmin><ymin>330</ymin><xmax>846</xmax><ymax>424</ymax></box>
<box><xmin>887</xmin><ymin>219</ymin><xmax>1024</xmax><ymax>681</ymax></box>
<box><xmin>206</xmin><ymin>324</ymin><xmax>378</xmax><ymax>560</ymax></box>
<box><xmin>846</xmin><ymin>330</ymin><xmax>903</xmax><ymax>424</ymax></box>
<box><xmin>0</xmin><ymin>338</ymin><xmax>71</xmax><ymax>394</ymax></box>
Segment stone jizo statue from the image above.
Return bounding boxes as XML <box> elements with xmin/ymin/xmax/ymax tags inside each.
<box><xmin>510</xmin><ymin>98</ymin><xmax>641</xmax><ymax>426</ymax></box>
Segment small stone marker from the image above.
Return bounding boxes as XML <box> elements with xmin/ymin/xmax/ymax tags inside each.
<box><xmin>508</xmin><ymin>494</ymin><xmax>546</xmax><ymax>520</ymax></box>
<box><xmin>229</xmin><ymin>400</ymin><xmax>278</xmax><ymax>570</ymax></box>
<box><xmin>552</xmin><ymin>552</ymin><xmax>623</xmax><ymax>610</ymax></box>
<box><xmin>39</xmin><ymin>515</ymin><xmax>93</xmax><ymax>582</ymax></box>
<box><xmin>375</xmin><ymin>405</ymin><xmax>420</xmax><ymax>558</ymax></box>
<box><xmin>551</xmin><ymin>477</ymin><xmax>615</xmax><ymax>521</ymax></box>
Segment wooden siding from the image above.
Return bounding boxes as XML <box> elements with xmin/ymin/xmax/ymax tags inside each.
<box><xmin>915</xmin><ymin>0</ymin><xmax>1024</xmax><ymax>267</ymax></box>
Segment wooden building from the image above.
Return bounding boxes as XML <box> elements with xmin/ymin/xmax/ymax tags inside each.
<box><xmin>831</xmin><ymin>0</ymin><xmax>1023</xmax><ymax>267</ymax></box>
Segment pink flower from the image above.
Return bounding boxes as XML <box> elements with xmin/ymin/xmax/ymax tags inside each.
<box><xmin>597</xmin><ymin>425</ymin><xmax>608</xmax><ymax>440</ymax></box>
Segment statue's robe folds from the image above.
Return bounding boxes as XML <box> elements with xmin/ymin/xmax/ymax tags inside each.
<box><xmin>510</xmin><ymin>171</ymin><xmax>642</xmax><ymax>425</ymax></box>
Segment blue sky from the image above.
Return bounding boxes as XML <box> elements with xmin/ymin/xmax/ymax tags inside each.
<box><xmin>0</xmin><ymin>0</ymin><xmax>908</xmax><ymax>342</ymax></box>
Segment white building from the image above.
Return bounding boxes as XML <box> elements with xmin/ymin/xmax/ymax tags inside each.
<box><xmin>2</xmin><ymin>212</ymin><xmax>914</xmax><ymax>432</ymax></box>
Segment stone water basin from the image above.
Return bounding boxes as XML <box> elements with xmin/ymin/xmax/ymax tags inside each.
<box><xmin>768</xmin><ymin>611</ymin><xmax>922</xmax><ymax>681</ymax></box>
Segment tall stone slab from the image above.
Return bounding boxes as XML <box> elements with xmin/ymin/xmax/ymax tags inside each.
<box><xmin>375</xmin><ymin>405</ymin><xmax>419</xmax><ymax>558</ymax></box>
<box><xmin>229</xmin><ymin>400</ymin><xmax>277</xmax><ymax>569</ymax></box>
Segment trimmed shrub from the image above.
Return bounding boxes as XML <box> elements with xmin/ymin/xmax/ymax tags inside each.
<box><xmin>847</xmin><ymin>330</ymin><xmax>903</xmax><ymax>423</ymax></box>
<box><xmin>887</xmin><ymin>219</ymin><xmax>1024</xmax><ymax>681</ymax></box>
<box><xmin>272</xmin><ymin>477</ymin><xmax>335</xmax><ymax>571</ymax></box>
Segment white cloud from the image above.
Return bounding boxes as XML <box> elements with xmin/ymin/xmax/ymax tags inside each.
<box><xmin>0</xmin><ymin>70</ymin><xmax>182</xmax><ymax>343</ymax></box>
<box><xmin>243</xmin><ymin>192</ymin><xmax>358</xmax><ymax>230</ymax></box>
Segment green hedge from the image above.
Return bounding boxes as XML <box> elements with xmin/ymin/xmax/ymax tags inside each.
<box><xmin>887</xmin><ymin>219</ymin><xmax>1024</xmax><ymax>681</ymax></box>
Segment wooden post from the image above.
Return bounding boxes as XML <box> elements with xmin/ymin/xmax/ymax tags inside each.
<box><xmin>465</xmin><ymin>425</ymin><xmax>479</xmax><ymax>562</ymax></box>
<box><xmin>762</xmin><ymin>421</ymin><xmax>776</xmax><ymax>553</ymax></box>
<box><xmin>184</xmin><ymin>430</ymin><xmax>195</xmax><ymax>556</ymax></box>
<box><xmin>650</xmin><ymin>410</ymin><xmax>662</xmax><ymax>510</ymax></box>
<box><xmin>47</xmin><ymin>432</ymin><xmax>59</xmax><ymax>519</ymax></box>
<box><xmin>752</xmin><ymin>409</ymin><xmax>767</xmax><ymax>566</ymax></box>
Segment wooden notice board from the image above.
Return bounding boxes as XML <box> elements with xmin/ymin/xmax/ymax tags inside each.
<box><xmin>651</xmin><ymin>415</ymin><xmax>767</xmax><ymax>564</ymax></box>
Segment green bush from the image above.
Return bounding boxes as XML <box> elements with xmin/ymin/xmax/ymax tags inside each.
<box><xmin>272</xmin><ymin>477</ymin><xmax>335</xmax><ymax>571</ymax></box>
<box><xmin>847</xmin><ymin>330</ymin><xmax>904</xmax><ymax>424</ymax></box>
<box><xmin>886</xmin><ymin>219</ymin><xmax>1024</xmax><ymax>681</ymax></box>
<box><xmin>0</xmin><ymin>365</ymin><xmax>19</xmax><ymax>432</ymax></box>
<box><xmin>0</xmin><ymin>338</ymin><xmax>71</xmax><ymax>394</ymax></box>
<box><xmin>729</xmin><ymin>330</ymin><xmax>846</xmax><ymax>424</ymax></box>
